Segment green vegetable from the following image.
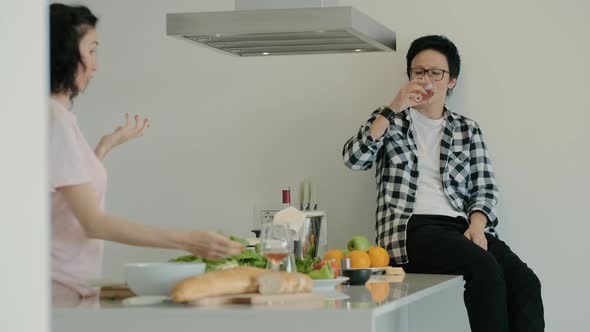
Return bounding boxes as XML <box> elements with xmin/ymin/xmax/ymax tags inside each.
<box><xmin>168</xmin><ymin>234</ymin><xmax>267</xmax><ymax>271</ymax></box>
<box><xmin>229</xmin><ymin>235</ymin><xmax>248</xmax><ymax>246</ymax></box>
<box><xmin>295</xmin><ymin>255</ymin><xmax>320</xmax><ymax>274</ymax></box>
<box><xmin>308</xmin><ymin>264</ymin><xmax>333</xmax><ymax>280</ymax></box>
<box><xmin>169</xmin><ymin>255</ymin><xmax>204</xmax><ymax>263</ymax></box>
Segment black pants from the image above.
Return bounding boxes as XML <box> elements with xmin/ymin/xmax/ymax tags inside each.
<box><xmin>390</xmin><ymin>215</ymin><xmax>545</xmax><ymax>332</ymax></box>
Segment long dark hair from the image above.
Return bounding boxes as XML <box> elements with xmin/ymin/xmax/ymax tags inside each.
<box><xmin>50</xmin><ymin>3</ymin><xmax>98</xmax><ymax>98</ymax></box>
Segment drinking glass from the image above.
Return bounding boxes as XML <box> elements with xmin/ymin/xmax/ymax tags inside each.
<box><xmin>259</xmin><ymin>224</ymin><xmax>291</xmax><ymax>271</ymax></box>
<box><xmin>412</xmin><ymin>76</ymin><xmax>434</xmax><ymax>103</ymax></box>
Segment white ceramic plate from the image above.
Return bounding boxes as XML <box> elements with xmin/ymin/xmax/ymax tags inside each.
<box><xmin>312</xmin><ymin>277</ymin><xmax>349</xmax><ymax>290</ymax></box>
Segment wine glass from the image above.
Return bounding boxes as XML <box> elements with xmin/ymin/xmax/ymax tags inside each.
<box><xmin>259</xmin><ymin>224</ymin><xmax>291</xmax><ymax>271</ymax></box>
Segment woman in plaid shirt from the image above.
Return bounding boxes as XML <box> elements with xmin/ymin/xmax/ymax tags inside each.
<box><xmin>343</xmin><ymin>35</ymin><xmax>544</xmax><ymax>331</ymax></box>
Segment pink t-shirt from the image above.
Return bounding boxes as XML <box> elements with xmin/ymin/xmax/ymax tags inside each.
<box><xmin>49</xmin><ymin>98</ymin><xmax>107</xmax><ymax>299</ymax></box>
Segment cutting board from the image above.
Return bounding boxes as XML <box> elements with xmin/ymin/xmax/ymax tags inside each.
<box><xmin>100</xmin><ymin>284</ymin><xmax>135</xmax><ymax>300</ymax></box>
<box><xmin>189</xmin><ymin>292</ymin><xmax>324</xmax><ymax>307</ymax></box>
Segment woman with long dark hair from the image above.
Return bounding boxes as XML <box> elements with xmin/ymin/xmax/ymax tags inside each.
<box><xmin>49</xmin><ymin>3</ymin><xmax>243</xmax><ymax>305</ymax></box>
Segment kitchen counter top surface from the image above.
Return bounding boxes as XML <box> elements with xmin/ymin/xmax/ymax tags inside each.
<box><xmin>55</xmin><ymin>273</ymin><xmax>461</xmax><ymax>310</ymax></box>
<box><xmin>53</xmin><ymin>273</ymin><xmax>465</xmax><ymax>332</ymax></box>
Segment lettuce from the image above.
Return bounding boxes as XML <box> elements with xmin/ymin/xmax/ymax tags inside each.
<box><xmin>168</xmin><ymin>235</ymin><xmax>267</xmax><ymax>271</ymax></box>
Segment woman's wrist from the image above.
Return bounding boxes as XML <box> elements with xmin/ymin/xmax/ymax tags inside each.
<box><xmin>95</xmin><ymin>136</ymin><xmax>113</xmax><ymax>159</ymax></box>
<box><xmin>389</xmin><ymin>97</ymin><xmax>405</xmax><ymax>113</ymax></box>
<box><xmin>469</xmin><ymin>212</ymin><xmax>488</xmax><ymax>231</ymax></box>
<box><xmin>94</xmin><ymin>142</ymin><xmax>108</xmax><ymax>160</ymax></box>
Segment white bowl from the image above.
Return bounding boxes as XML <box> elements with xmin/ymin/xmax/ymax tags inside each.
<box><xmin>124</xmin><ymin>262</ymin><xmax>206</xmax><ymax>296</ymax></box>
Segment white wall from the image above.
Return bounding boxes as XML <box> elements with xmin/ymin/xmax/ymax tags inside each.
<box><xmin>68</xmin><ymin>0</ymin><xmax>587</xmax><ymax>330</ymax></box>
<box><xmin>0</xmin><ymin>1</ymin><xmax>49</xmax><ymax>331</ymax></box>
<box><xmin>71</xmin><ymin>0</ymin><xmax>386</xmax><ymax>271</ymax></box>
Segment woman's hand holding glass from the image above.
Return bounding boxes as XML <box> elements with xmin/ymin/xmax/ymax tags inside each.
<box><xmin>388</xmin><ymin>68</ymin><xmax>446</xmax><ymax>112</ymax></box>
<box><xmin>389</xmin><ymin>78</ymin><xmax>434</xmax><ymax>112</ymax></box>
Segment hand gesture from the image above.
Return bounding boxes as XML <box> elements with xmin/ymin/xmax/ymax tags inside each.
<box><xmin>103</xmin><ymin>113</ymin><xmax>150</xmax><ymax>149</ymax></box>
<box><xmin>95</xmin><ymin>114</ymin><xmax>150</xmax><ymax>160</ymax></box>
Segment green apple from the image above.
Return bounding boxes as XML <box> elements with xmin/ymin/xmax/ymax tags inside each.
<box><xmin>347</xmin><ymin>235</ymin><xmax>370</xmax><ymax>251</ymax></box>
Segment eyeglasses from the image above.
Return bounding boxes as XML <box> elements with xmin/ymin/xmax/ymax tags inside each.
<box><xmin>410</xmin><ymin>68</ymin><xmax>450</xmax><ymax>81</ymax></box>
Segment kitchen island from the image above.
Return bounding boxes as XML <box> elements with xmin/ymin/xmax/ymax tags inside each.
<box><xmin>53</xmin><ymin>273</ymin><xmax>470</xmax><ymax>332</ymax></box>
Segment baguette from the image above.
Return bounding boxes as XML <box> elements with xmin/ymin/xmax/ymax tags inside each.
<box><xmin>257</xmin><ymin>272</ymin><xmax>313</xmax><ymax>294</ymax></box>
<box><xmin>170</xmin><ymin>266</ymin><xmax>269</xmax><ymax>303</ymax></box>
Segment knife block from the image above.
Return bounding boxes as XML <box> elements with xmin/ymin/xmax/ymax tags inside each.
<box><xmin>295</xmin><ymin>210</ymin><xmax>327</xmax><ymax>259</ymax></box>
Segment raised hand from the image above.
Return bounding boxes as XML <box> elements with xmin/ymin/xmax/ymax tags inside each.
<box><xmin>389</xmin><ymin>76</ymin><xmax>436</xmax><ymax>113</ymax></box>
<box><xmin>95</xmin><ymin>113</ymin><xmax>150</xmax><ymax>160</ymax></box>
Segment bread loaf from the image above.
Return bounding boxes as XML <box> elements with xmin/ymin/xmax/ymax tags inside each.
<box><xmin>170</xmin><ymin>266</ymin><xmax>269</xmax><ymax>303</ymax></box>
<box><xmin>257</xmin><ymin>272</ymin><xmax>313</xmax><ymax>294</ymax></box>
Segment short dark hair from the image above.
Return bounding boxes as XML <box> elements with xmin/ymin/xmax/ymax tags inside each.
<box><xmin>406</xmin><ymin>35</ymin><xmax>461</xmax><ymax>96</ymax></box>
<box><xmin>50</xmin><ymin>3</ymin><xmax>98</xmax><ymax>98</ymax></box>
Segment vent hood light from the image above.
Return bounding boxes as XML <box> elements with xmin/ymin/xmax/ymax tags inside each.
<box><xmin>166</xmin><ymin>0</ymin><xmax>396</xmax><ymax>57</ymax></box>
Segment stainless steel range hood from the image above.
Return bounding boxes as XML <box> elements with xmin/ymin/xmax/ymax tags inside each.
<box><xmin>166</xmin><ymin>5</ymin><xmax>396</xmax><ymax>57</ymax></box>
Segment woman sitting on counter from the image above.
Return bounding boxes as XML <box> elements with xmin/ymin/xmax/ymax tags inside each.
<box><xmin>342</xmin><ymin>35</ymin><xmax>544</xmax><ymax>331</ymax></box>
<box><xmin>49</xmin><ymin>3</ymin><xmax>243</xmax><ymax>306</ymax></box>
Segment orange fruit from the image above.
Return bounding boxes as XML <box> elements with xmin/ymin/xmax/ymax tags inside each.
<box><xmin>324</xmin><ymin>249</ymin><xmax>345</xmax><ymax>261</ymax></box>
<box><xmin>366</xmin><ymin>282</ymin><xmax>391</xmax><ymax>303</ymax></box>
<box><xmin>346</xmin><ymin>250</ymin><xmax>371</xmax><ymax>269</ymax></box>
<box><xmin>368</xmin><ymin>247</ymin><xmax>390</xmax><ymax>268</ymax></box>
<box><xmin>323</xmin><ymin>249</ymin><xmax>345</xmax><ymax>269</ymax></box>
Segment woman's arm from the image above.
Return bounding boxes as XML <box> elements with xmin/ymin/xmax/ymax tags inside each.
<box><xmin>342</xmin><ymin>110</ymin><xmax>387</xmax><ymax>171</ymax></box>
<box><xmin>343</xmin><ymin>80</ymin><xmax>432</xmax><ymax>171</ymax></box>
<box><xmin>369</xmin><ymin>81</ymin><xmax>427</xmax><ymax>140</ymax></box>
<box><xmin>95</xmin><ymin>113</ymin><xmax>150</xmax><ymax>161</ymax></box>
<box><xmin>463</xmin><ymin>125</ymin><xmax>500</xmax><ymax>251</ymax></box>
<box><xmin>467</xmin><ymin>125</ymin><xmax>499</xmax><ymax>227</ymax></box>
<box><xmin>60</xmin><ymin>183</ymin><xmax>243</xmax><ymax>259</ymax></box>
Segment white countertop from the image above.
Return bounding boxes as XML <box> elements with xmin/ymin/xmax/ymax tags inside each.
<box><xmin>53</xmin><ymin>274</ymin><xmax>465</xmax><ymax>332</ymax></box>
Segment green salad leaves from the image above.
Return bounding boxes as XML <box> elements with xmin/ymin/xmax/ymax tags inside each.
<box><xmin>169</xmin><ymin>234</ymin><xmax>321</xmax><ymax>274</ymax></box>
<box><xmin>295</xmin><ymin>255</ymin><xmax>321</xmax><ymax>274</ymax></box>
<box><xmin>168</xmin><ymin>235</ymin><xmax>266</xmax><ymax>271</ymax></box>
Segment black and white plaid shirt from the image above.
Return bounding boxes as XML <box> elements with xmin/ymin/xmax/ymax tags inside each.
<box><xmin>342</xmin><ymin>106</ymin><xmax>499</xmax><ymax>264</ymax></box>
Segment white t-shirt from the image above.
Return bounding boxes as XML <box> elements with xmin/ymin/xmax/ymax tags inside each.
<box><xmin>410</xmin><ymin>108</ymin><xmax>465</xmax><ymax>218</ymax></box>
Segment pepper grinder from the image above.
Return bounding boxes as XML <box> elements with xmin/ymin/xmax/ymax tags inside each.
<box><xmin>340</xmin><ymin>257</ymin><xmax>351</xmax><ymax>282</ymax></box>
